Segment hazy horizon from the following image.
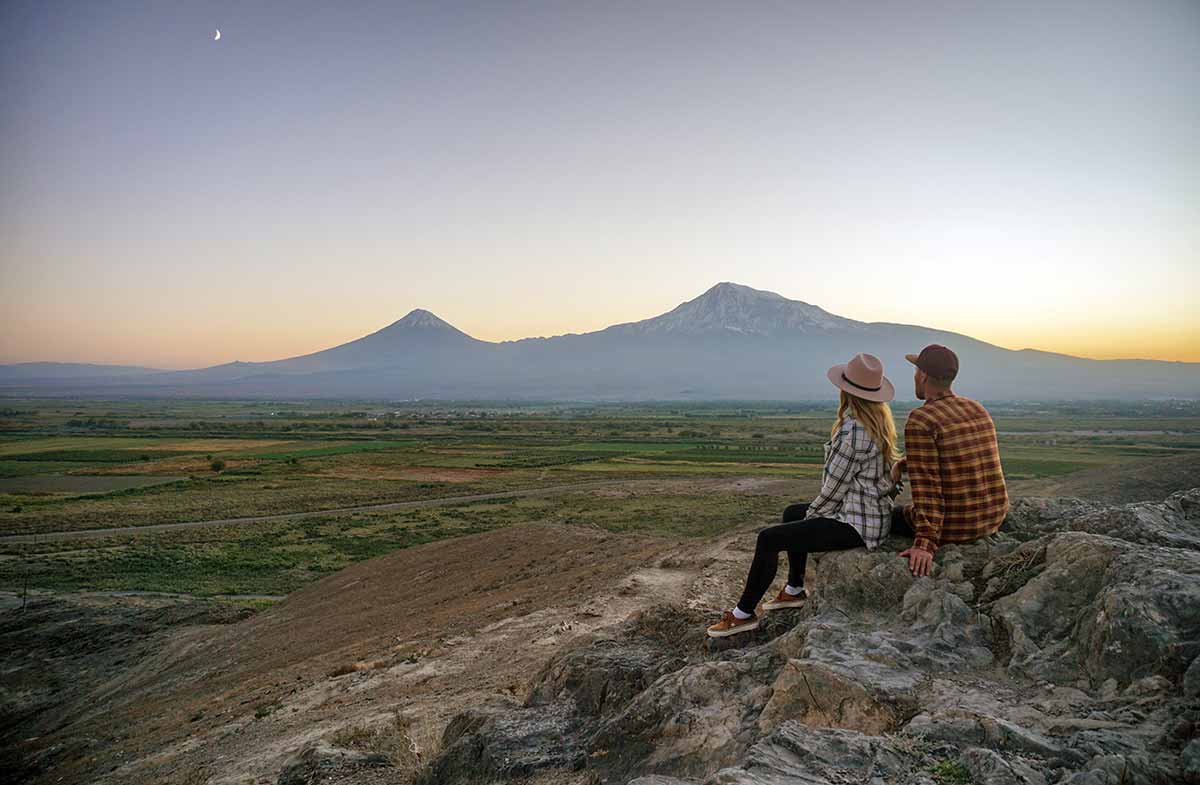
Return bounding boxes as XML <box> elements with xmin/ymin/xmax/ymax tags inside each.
<box><xmin>3</xmin><ymin>1</ymin><xmax>1198</xmax><ymax>369</ymax></box>
<box><xmin>4</xmin><ymin>280</ymin><xmax>1199</xmax><ymax>373</ymax></box>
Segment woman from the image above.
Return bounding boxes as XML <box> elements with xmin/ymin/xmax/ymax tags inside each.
<box><xmin>707</xmin><ymin>352</ymin><xmax>903</xmax><ymax>638</ymax></box>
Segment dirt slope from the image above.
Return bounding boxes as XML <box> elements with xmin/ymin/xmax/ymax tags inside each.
<box><xmin>8</xmin><ymin>518</ymin><xmax>744</xmax><ymax>785</ymax></box>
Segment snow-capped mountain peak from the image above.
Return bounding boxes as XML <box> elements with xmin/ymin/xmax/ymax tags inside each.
<box><xmin>621</xmin><ymin>281</ymin><xmax>859</xmax><ymax>335</ymax></box>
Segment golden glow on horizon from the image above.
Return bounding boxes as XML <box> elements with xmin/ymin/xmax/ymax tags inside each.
<box><xmin>2</xmin><ymin>310</ymin><xmax>1196</xmax><ymax>369</ymax></box>
<box><xmin>967</xmin><ymin>324</ymin><xmax>1198</xmax><ymax>363</ymax></box>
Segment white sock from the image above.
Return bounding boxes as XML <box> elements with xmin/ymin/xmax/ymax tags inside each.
<box><xmin>784</xmin><ymin>584</ymin><xmax>804</xmax><ymax>596</ymax></box>
<box><xmin>731</xmin><ymin>606</ymin><xmax>753</xmax><ymax>619</ymax></box>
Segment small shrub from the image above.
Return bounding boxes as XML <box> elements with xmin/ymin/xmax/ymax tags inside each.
<box><xmin>254</xmin><ymin>702</ymin><xmax>279</xmax><ymax>719</ymax></box>
<box><xmin>328</xmin><ymin>711</ymin><xmax>441</xmax><ymax>778</ymax></box>
<box><xmin>210</xmin><ymin>459</ymin><xmax>226</xmax><ymax>473</ymax></box>
<box><xmin>329</xmin><ymin>724</ymin><xmax>377</xmax><ymax>749</ymax></box>
<box><xmin>10</xmin><ymin>506</ymin><xmax>21</xmax><ymax>513</ymax></box>
<box><xmin>929</xmin><ymin>759</ymin><xmax>973</xmax><ymax>785</ymax></box>
<box><xmin>174</xmin><ymin>767</ymin><xmax>211</xmax><ymax>785</ymax></box>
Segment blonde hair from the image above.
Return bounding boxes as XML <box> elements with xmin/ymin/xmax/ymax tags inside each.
<box><xmin>831</xmin><ymin>390</ymin><xmax>903</xmax><ymax>466</ymax></box>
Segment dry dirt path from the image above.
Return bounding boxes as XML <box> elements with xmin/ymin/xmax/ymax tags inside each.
<box><xmin>0</xmin><ymin>479</ymin><xmax>632</xmax><ymax>543</ymax></box>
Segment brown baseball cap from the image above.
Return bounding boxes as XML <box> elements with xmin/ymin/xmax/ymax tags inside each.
<box><xmin>905</xmin><ymin>344</ymin><xmax>959</xmax><ymax>380</ymax></box>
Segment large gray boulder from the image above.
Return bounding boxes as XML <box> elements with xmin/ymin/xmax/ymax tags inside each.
<box><xmin>989</xmin><ymin>532</ymin><xmax>1200</xmax><ymax>687</ymax></box>
<box><xmin>417</xmin><ymin>699</ymin><xmax>588</xmax><ymax>784</ymax></box>
<box><xmin>1067</xmin><ymin>488</ymin><xmax>1200</xmax><ymax>552</ymax></box>
<box><xmin>806</xmin><ymin>535</ymin><xmax>915</xmax><ymax>614</ymax></box>
<box><xmin>586</xmin><ymin>651</ymin><xmax>782</xmax><ymax>783</ymax></box>
<box><xmin>757</xmin><ymin>651</ymin><xmax>922</xmax><ymax>734</ymax></box>
<box><xmin>755</xmin><ymin>566</ymin><xmax>996</xmax><ymax>736</ymax></box>
<box><xmin>1003</xmin><ymin>496</ymin><xmax>1108</xmax><ymax>538</ymax></box>
<box><xmin>1004</xmin><ymin>488</ymin><xmax>1200</xmax><ymax>551</ymax></box>
<box><xmin>526</xmin><ymin>638</ymin><xmax>687</xmax><ymax>719</ymax></box>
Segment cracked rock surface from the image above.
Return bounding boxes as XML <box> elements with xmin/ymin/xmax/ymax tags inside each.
<box><xmin>420</xmin><ymin>488</ymin><xmax>1200</xmax><ymax>785</ymax></box>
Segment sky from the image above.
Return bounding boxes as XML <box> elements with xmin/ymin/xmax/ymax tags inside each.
<box><xmin>2</xmin><ymin>0</ymin><xmax>1198</xmax><ymax>370</ymax></box>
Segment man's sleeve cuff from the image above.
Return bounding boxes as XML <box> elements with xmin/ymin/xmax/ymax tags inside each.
<box><xmin>913</xmin><ymin>536</ymin><xmax>939</xmax><ymax>555</ymax></box>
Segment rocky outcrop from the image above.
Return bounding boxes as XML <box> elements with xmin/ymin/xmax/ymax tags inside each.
<box><xmin>277</xmin><ymin>743</ymin><xmax>391</xmax><ymax>785</ymax></box>
<box><xmin>991</xmin><ymin>531</ymin><xmax>1200</xmax><ymax>687</ymax></box>
<box><xmin>587</xmin><ymin>648</ymin><xmax>782</xmax><ymax>781</ymax></box>
<box><xmin>709</xmin><ymin>723</ymin><xmax>927</xmax><ymax>784</ymax></box>
<box><xmin>1004</xmin><ymin>488</ymin><xmax>1200</xmax><ymax>551</ymax></box>
<box><xmin>417</xmin><ymin>488</ymin><xmax>1200</xmax><ymax>785</ymax></box>
<box><xmin>525</xmin><ymin>639</ymin><xmax>688</xmax><ymax>720</ymax></box>
<box><xmin>422</xmin><ymin>699</ymin><xmax>589</xmax><ymax>783</ymax></box>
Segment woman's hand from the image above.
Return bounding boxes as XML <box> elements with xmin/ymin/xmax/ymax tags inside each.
<box><xmin>889</xmin><ymin>458</ymin><xmax>907</xmax><ymax>484</ymax></box>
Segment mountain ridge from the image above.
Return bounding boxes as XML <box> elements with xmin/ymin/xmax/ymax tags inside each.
<box><xmin>2</xmin><ymin>282</ymin><xmax>1197</xmax><ymax>400</ymax></box>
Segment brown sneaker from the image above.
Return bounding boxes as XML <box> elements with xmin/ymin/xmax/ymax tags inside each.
<box><xmin>706</xmin><ymin>609</ymin><xmax>759</xmax><ymax>638</ymax></box>
<box><xmin>762</xmin><ymin>587</ymin><xmax>808</xmax><ymax>611</ymax></box>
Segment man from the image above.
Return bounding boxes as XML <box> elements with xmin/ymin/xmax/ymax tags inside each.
<box><xmin>889</xmin><ymin>344</ymin><xmax>1009</xmax><ymax>577</ymax></box>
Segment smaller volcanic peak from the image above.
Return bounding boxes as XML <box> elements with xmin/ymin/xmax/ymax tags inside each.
<box><xmin>387</xmin><ymin>309</ymin><xmax>456</xmax><ymax>330</ymax></box>
<box><xmin>244</xmin><ymin>307</ymin><xmax>483</xmax><ymax>373</ymax></box>
<box><xmin>346</xmin><ymin>307</ymin><xmax>479</xmax><ymax>347</ymax></box>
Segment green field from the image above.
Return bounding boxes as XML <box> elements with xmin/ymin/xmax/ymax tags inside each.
<box><xmin>1</xmin><ymin>397</ymin><xmax>1196</xmax><ymax>600</ymax></box>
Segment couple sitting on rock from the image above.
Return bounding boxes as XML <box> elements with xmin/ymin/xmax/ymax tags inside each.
<box><xmin>708</xmin><ymin>344</ymin><xmax>1009</xmax><ymax>638</ymax></box>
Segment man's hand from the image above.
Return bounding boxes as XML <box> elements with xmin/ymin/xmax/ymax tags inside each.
<box><xmin>889</xmin><ymin>458</ymin><xmax>907</xmax><ymax>484</ymax></box>
<box><xmin>899</xmin><ymin>547</ymin><xmax>933</xmax><ymax>577</ymax></box>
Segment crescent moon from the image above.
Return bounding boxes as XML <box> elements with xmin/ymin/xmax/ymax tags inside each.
<box><xmin>214</xmin><ymin>29</ymin><xmax>221</xmax><ymax>41</ymax></box>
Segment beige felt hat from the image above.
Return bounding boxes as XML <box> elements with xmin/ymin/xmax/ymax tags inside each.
<box><xmin>826</xmin><ymin>352</ymin><xmax>895</xmax><ymax>402</ymax></box>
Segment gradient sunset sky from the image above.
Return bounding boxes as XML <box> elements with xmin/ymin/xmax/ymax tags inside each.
<box><xmin>2</xmin><ymin>0</ymin><xmax>1197</xmax><ymax>370</ymax></box>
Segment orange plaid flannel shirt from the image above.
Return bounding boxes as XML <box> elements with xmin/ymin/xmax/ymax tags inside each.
<box><xmin>900</xmin><ymin>394</ymin><xmax>1009</xmax><ymax>554</ymax></box>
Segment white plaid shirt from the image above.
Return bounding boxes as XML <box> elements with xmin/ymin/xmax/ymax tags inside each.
<box><xmin>805</xmin><ymin>415</ymin><xmax>895</xmax><ymax>549</ymax></box>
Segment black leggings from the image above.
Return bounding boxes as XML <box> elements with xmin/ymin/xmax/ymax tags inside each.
<box><xmin>735</xmin><ymin>502</ymin><xmax>865</xmax><ymax>615</ymax></box>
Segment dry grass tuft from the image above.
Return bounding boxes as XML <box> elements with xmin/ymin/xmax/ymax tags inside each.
<box><xmin>329</xmin><ymin>710</ymin><xmax>443</xmax><ymax>780</ymax></box>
